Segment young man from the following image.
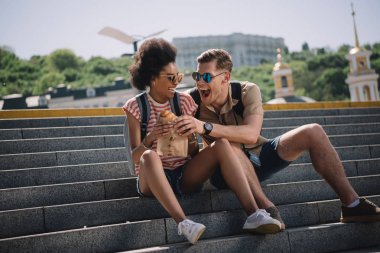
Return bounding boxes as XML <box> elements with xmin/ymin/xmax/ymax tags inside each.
<box><xmin>175</xmin><ymin>48</ymin><xmax>380</xmax><ymax>229</ymax></box>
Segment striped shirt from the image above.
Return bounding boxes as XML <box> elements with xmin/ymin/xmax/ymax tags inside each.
<box><xmin>123</xmin><ymin>92</ymin><xmax>197</xmax><ymax>175</ymax></box>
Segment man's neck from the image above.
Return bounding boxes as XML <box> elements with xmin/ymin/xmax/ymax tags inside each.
<box><xmin>211</xmin><ymin>91</ymin><xmax>229</xmax><ymax>114</ymax></box>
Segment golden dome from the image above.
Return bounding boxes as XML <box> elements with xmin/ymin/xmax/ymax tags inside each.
<box><xmin>273</xmin><ymin>62</ymin><xmax>290</xmax><ymax>71</ymax></box>
<box><xmin>349</xmin><ymin>46</ymin><xmax>365</xmax><ymax>55</ymax></box>
<box><xmin>273</xmin><ymin>48</ymin><xmax>290</xmax><ymax>71</ymax></box>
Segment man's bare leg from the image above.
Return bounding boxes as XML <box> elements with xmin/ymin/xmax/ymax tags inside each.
<box><xmin>230</xmin><ymin>143</ymin><xmax>274</xmax><ymax>208</ymax></box>
<box><xmin>277</xmin><ymin>123</ymin><xmax>359</xmax><ymax>205</ymax></box>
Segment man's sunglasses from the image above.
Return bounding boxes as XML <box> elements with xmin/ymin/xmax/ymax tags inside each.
<box><xmin>160</xmin><ymin>72</ymin><xmax>184</xmax><ymax>84</ymax></box>
<box><xmin>192</xmin><ymin>72</ymin><xmax>225</xmax><ymax>83</ymax></box>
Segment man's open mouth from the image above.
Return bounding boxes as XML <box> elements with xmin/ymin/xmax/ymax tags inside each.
<box><xmin>200</xmin><ymin>89</ymin><xmax>211</xmax><ymax>98</ymax></box>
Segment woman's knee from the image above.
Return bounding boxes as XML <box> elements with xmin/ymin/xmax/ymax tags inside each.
<box><xmin>140</xmin><ymin>150</ymin><xmax>160</xmax><ymax>172</ymax></box>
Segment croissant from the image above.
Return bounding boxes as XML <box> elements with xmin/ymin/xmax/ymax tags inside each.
<box><xmin>159</xmin><ymin>110</ymin><xmax>177</xmax><ymax>123</ymax></box>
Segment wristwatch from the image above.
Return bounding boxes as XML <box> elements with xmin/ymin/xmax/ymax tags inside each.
<box><xmin>203</xmin><ymin>122</ymin><xmax>213</xmax><ymax>135</ymax></box>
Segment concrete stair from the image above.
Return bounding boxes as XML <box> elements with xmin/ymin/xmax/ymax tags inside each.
<box><xmin>0</xmin><ymin>107</ymin><xmax>379</xmax><ymax>253</ymax></box>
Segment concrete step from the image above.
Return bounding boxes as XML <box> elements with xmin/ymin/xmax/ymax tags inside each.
<box><xmin>1</xmin><ymin>173</ymin><xmax>378</xmax><ymax>211</ymax></box>
<box><xmin>264</xmin><ymin>107</ymin><xmax>380</xmax><ymax>118</ymax></box>
<box><xmin>0</xmin><ymin>125</ymin><xmax>122</xmax><ymax>140</ymax></box>
<box><xmin>262</xmin><ymin>122</ymin><xmax>380</xmax><ymax>139</ymax></box>
<box><xmin>1</xmin><ymin>210</ymin><xmax>379</xmax><ymax>253</ymax></box>
<box><xmin>1</xmin><ymin>157</ymin><xmax>379</xmax><ymax>189</ymax></box>
<box><xmin>0</xmin><ymin>109</ymin><xmax>379</xmax><ymax>131</ymax></box>
<box><xmin>0</xmin><ymin>116</ymin><xmax>124</xmax><ymax>129</ymax></box>
<box><xmin>123</xmin><ymin>222</ymin><xmax>380</xmax><ymax>253</ymax></box>
<box><xmin>0</xmin><ymin>162</ymin><xmax>130</xmax><ymax>188</ymax></box>
<box><xmin>1</xmin><ymin>107</ymin><xmax>378</xmax><ymax>129</ymax></box>
<box><xmin>2</xmin><ymin>122</ymin><xmax>379</xmax><ymax>141</ymax></box>
<box><xmin>1</xmin><ymin>132</ymin><xmax>380</xmax><ymax>155</ymax></box>
<box><xmin>262</xmin><ymin>114</ymin><xmax>380</xmax><ymax>128</ymax></box>
<box><xmin>1</xmin><ymin>144</ymin><xmax>380</xmax><ymax>171</ymax></box>
<box><xmin>1</xmin><ymin>184</ymin><xmax>378</xmax><ymax>240</ymax></box>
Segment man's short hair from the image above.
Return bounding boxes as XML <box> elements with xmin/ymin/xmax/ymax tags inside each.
<box><xmin>196</xmin><ymin>49</ymin><xmax>233</xmax><ymax>72</ymax></box>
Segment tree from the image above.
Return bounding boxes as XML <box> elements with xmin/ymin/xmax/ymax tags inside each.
<box><xmin>34</xmin><ymin>72</ymin><xmax>65</xmax><ymax>95</ymax></box>
<box><xmin>47</xmin><ymin>49</ymin><xmax>80</xmax><ymax>72</ymax></box>
<box><xmin>311</xmin><ymin>68</ymin><xmax>349</xmax><ymax>101</ymax></box>
<box><xmin>302</xmin><ymin>42</ymin><xmax>310</xmax><ymax>51</ymax></box>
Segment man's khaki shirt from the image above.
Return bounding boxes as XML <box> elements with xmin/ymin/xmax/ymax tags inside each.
<box><xmin>197</xmin><ymin>81</ymin><xmax>268</xmax><ymax>155</ymax></box>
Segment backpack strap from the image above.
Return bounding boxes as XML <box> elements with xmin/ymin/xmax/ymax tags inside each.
<box><xmin>170</xmin><ymin>91</ymin><xmax>182</xmax><ymax>116</ymax></box>
<box><xmin>123</xmin><ymin>117</ymin><xmax>135</xmax><ymax>175</ymax></box>
<box><xmin>135</xmin><ymin>92</ymin><xmax>150</xmax><ymax>140</ymax></box>
<box><xmin>188</xmin><ymin>87</ymin><xmax>201</xmax><ymax>119</ymax></box>
<box><xmin>230</xmin><ymin>81</ymin><xmax>244</xmax><ymax>118</ymax></box>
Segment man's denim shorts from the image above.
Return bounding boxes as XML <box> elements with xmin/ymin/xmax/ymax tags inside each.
<box><xmin>210</xmin><ymin>136</ymin><xmax>291</xmax><ymax>189</ymax></box>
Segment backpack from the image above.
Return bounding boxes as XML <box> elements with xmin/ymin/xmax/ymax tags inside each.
<box><xmin>123</xmin><ymin>91</ymin><xmax>182</xmax><ymax>175</ymax></box>
<box><xmin>188</xmin><ymin>81</ymin><xmax>245</xmax><ymax>119</ymax></box>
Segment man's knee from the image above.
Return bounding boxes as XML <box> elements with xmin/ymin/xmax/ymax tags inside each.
<box><xmin>212</xmin><ymin>138</ymin><xmax>231</xmax><ymax>150</ymax></box>
<box><xmin>304</xmin><ymin>123</ymin><xmax>327</xmax><ymax>141</ymax></box>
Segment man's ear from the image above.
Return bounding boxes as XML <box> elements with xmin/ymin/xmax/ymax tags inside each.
<box><xmin>223</xmin><ymin>71</ymin><xmax>231</xmax><ymax>83</ymax></box>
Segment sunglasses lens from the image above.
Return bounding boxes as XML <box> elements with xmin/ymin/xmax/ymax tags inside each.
<box><xmin>191</xmin><ymin>72</ymin><xmax>198</xmax><ymax>81</ymax></box>
<box><xmin>178</xmin><ymin>73</ymin><xmax>183</xmax><ymax>83</ymax></box>
<box><xmin>204</xmin><ymin>73</ymin><xmax>212</xmax><ymax>83</ymax></box>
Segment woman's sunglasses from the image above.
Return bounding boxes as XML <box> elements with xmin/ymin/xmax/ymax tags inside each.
<box><xmin>192</xmin><ymin>72</ymin><xmax>225</xmax><ymax>83</ymax></box>
<box><xmin>160</xmin><ymin>73</ymin><xmax>184</xmax><ymax>84</ymax></box>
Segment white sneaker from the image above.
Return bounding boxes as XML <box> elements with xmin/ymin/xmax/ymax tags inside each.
<box><xmin>178</xmin><ymin>219</ymin><xmax>206</xmax><ymax>244</ymax></box>
<box><xmin>243</xmin><ymin>209</ymin><xmax>281</xmax><ymax>234</ymax></box>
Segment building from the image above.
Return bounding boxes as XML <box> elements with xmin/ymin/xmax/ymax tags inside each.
<box><xmin>173</xmin><ymin>33</ymin><xmax>285</xmax><ymax>70</ymax></box>
<box><xmin>267</xmin><ymin>48</ymin><xmax>315</xmax><ymax>104</ymax></box>
<box><xmin>345</xmin><ymin>4</ymin><xmax>379</xmax><ymax>102</ymax></box>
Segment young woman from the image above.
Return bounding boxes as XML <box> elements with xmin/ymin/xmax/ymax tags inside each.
<box><xmin>123</xmin><ymin>38</ymin><xmax>281</xmax><ymax>244</ymax></box>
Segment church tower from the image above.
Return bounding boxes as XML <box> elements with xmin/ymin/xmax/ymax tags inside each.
<box><xmin>345</xmin><ymin>3</ymin><xmax>379</xmax><ymax>101</ymax></box>
<box><xmin>272</xmin><ymin>48</ymin><xmax>295</xmax><ymax>98</ymax></box>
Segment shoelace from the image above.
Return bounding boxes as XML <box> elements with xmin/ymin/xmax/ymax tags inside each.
<box><xmin>178</xmin><ymin>220</ymin><xmax>191</xmax><ymax>235</ymax></box>
<box><xmin>249</xmin><ymin>209</ymin><xmax>270</xmax><ymax>221</ymax></box>
<box><xmin>364</xmin><ymin>199</ymin><xmax>377</xmax><ymax>208</ymax></box>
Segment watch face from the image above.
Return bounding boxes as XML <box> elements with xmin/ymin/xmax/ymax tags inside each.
<box><xmin>205</xmin><ymin>122</ymin><xmax>213</xmax><ymax>131</ymax></box>
<box><xmin>204</xmin><ymin>122</ymin><xmax>213</xmax><ymax>135</ymax></box>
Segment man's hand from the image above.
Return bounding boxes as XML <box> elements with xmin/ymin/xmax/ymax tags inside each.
<box><xmin>174</xmin><ymin>115</ymin><xmax>203</xmax><ymax>137</ymax></box>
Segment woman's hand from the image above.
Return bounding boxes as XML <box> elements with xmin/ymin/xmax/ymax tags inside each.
<box><xmin>144</xmin><ymin>122</ymin><xmax>173</xmax><ymax>146</ymax></box>
<box><xmin>174</xmin><ymin>115</ymin><xmax>203</xmax><ymax>137</ymax></box>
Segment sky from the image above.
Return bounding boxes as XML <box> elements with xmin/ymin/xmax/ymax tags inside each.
<box><xmin>1</xmin><ymin>0</ymin><xmax>380</xmax><ymax>60</ymax></box>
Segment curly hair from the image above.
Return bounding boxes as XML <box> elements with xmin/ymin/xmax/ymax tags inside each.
<box><xmin>196</xmin><ymin>49</ymin><xmax>233</xmax><ymax>72</ymax></box>
<box><xmin>128</xmin><ymin>38</ymin><xmax>177</xmax><ymax>90</ymax></box>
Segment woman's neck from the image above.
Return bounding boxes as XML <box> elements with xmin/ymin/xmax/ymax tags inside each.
<box><xmin>148</xmin><ymin>90</ymin><xmax>168</xmax><ymax>104</ymax></box>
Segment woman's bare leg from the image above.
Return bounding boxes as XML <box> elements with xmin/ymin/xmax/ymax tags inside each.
<box><xmin>138</xmin><ymin>150</ymin><xmax>186</xmax><ymax>223</ymax></box>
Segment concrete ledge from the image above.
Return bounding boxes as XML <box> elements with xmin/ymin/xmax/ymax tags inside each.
<box><xmin>1</xmin><ymin>102</ymin><xmax>379</xmax><ymax>119</ymax></box>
